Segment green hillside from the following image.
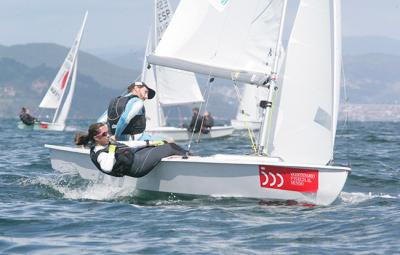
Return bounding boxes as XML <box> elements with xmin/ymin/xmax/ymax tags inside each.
<box><xmin>0</xmin><ymin>57</ymin><xmax>120</xmax><ymax>119</ymax></box>
<box><xmin>0</xmin><ymin>43</ymin><xmax>140</xmax><ymax>90</ymax></box>
<box><xmin>2</xmin><ymin>41</ymin><xmax>400</xmax><ymax>120</ymax></box>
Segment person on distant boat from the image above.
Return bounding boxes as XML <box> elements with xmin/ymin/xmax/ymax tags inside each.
<box><xmin>187</xmin><ymin>107</ymin><xmax>202</xmax><ymax>133</ymax></box>
<box><xmin>19</xmin><ymin>107</ymin><xmax>37</xmax><ymax>126</ymax></box>
<box><xmin>107</xmin><ymin>81</ymin><xmax>156</xmax><ymax>141</ymax></box>
<box><xmin>201</xmin><ymin>111</ymin><xmax>214</xmax><ymax>134</ymax></box>
<box><xmin>75</xmin><ymin>122</ymin><xmax>188</xmax><ymax>178</ymax></box>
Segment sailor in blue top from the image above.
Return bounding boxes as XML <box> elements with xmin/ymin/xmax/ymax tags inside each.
<box><xmin>107</xmin><ymin>81</ymin><xmax>158</xmax><ymax>141</ymax></box>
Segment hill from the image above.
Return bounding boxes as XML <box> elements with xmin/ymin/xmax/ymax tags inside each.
<box><xmin>0</xmin><ymin>43</ymin><xmax>140</xmax><ymax>90</ymax></box>
<box><xmin>2</xmin><ymin>39</ymin><xmax>400</xmax><ymax>121</ymax></box>
<box><xmin>0</xmin><ymin>57</ymin><xmax>120</xmax><ymax>119</ymax></box>
<box><xmin>343</xmin><ymin>53</ymin><xmax>400</xmax><ymax>104</ymax></box>
<box><xmin>0</xmin><ymin>43</ymin><xmax>237</xmax><ymax>119</ymax></box>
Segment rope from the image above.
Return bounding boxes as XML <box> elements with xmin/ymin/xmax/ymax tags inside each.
<box><xmin>186</xmin><ymin>73</ymin><xmax>213</xmax><ymax>153</ymax></box>
<box><xmin>195</xmin><ymin>76</ymin><xmax>213</xmax><ymax>143</ymax></box>
<box><xmin>340</xmin><ymin>60</ymin><xmax>351</xmax><ymax>168</ymax></box>
<box><xmin>186</xmin><ymin>76</ymin><xmax>209</xmax><ymax>150</ymax></box>
<box><xmin>232</xmin><ymin>81</ymin><xmax>257</xmax><ymax>153</ymax></box>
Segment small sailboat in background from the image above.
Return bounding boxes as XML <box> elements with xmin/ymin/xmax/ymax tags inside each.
<box><xmin>143</xmin><ymin>0</ymin><xmax>234</xmax><ymax>141</ymax></box>
<box><xmin>18</xmin><ymin>12</ymin><xmax>88</xmax><ymax>131</ymax></box>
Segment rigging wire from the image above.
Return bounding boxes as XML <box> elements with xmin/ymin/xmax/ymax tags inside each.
<box><xmin>195</xmin><ymin>76</ymin><xmax>214</xmax><ymax>143</ymax></box>
<box><xmin>232</xmin><ymin>81</ymin><xmax>257</xmax><ymax>153</ymax></box>
<box><xmin>338</xmin><ymin>57</ymin><xmax>351</xmax><ymax>168</ymax></box>
<box><xmin>186</xmin><ymin>74</ymin><xmax>213</xmax><ymax>153</ymax></box>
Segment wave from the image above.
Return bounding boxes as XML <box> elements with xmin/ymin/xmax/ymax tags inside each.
<box><xmin>339</xmin><ymin>191</ymin><xmax>398</xmax><ymax>204</ymax></box>
<box><xmin>23</xmin><ymin>174</ymin><xmax>136</xmax><ymax>201</ymax></box>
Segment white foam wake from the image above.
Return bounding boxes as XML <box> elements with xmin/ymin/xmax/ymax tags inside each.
<box><xmin>26</xmin><ymin>175</ymin><xmax>136</xmax><ymax>201</ymax></box>
<box><xmin>340</xmin><ymin>191</ymin><xmax>397</xmax><ymax>204</ymax></box>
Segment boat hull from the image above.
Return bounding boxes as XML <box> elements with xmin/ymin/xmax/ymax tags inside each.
<box><xmin>46</xmin><ymin>144</ymin><xmax>350</xmax><ymax>205</ymax></box>
<box><xmin>17</xmin><ymin>121</ymin><xmax>65</xmax><ymax>131</ymax></box>
<box><xmin>231</xmin><ymin>119</ymin><xmax>261</xmax><ymax>130</ymax></box>
<box><xmin>146</xmin><ymin>125</ymin><xmax>234</xmax><ymax>141</ymax></box>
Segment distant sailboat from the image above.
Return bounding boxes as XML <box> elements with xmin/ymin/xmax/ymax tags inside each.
<box><xmin>18</xmin><ymin>12</ymin><xmax>88</xmax><ymax>131</ymax></box>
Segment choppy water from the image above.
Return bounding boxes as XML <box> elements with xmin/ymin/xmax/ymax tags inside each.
<box><xmin>0</xmin><ymin>119</ymin><xmax>399</xmax><ymax>254</ymax></box>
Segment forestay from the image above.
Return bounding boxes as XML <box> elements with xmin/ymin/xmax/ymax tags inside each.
<box><xmin>267</xmin><ymin>0</ymin><xmax>341</xmax><ymax>165</ymax></box>
<box><xmin>148</xmin><ymin>0</ymin><xmax>285</xmax><ymax>85</ymax></box>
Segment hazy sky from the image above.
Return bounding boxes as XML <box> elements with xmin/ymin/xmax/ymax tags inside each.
<box><xmin>1</xmin><ymin>0</ymin><xmax>399</xmax><ymax>52</ymax></box>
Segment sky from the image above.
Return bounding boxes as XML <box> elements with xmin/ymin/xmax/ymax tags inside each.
<box><xmin>0</xmin><ymin>0</ymin><xmax>400</xmax><ymax>53</ymax></box>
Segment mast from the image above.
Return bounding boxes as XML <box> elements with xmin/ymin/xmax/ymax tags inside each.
<box><xmin>257</xmin><ymin>0</ymin><xmax>288</xmax><ymax>155</ymax></box>
<box><xmin>154</xmin><ymin>0</ymin><xmax>163</xmax><ymax>127</ymax></box>
<box><xmin>143</xmin><ymin>27</ymin><xmax>160</xmax><ymax>127</ymax></box>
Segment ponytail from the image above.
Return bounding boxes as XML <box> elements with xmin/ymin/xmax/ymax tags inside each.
<box><xmin>74</xmin><ymin>132</ymin><xmax>90</xmax><ymax>146</ymax></box>
<box><xmin>74</xmin><ymin>122</ymin><xmax>106</xmax><ymax>146</ymax></box>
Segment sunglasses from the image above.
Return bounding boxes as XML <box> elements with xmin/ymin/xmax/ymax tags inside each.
<box><xmin>96</xmin><ymin>131</ymin><xmax>109</xmax><ymax>138</ymax></box>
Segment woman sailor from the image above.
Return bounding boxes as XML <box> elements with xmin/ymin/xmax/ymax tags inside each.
<box><xmin>106</xmin><ymin>81</ymin><xmax>159</xmax><ymax>141</ymax></box>
<box><xmin>75</xmin><ymin>122</ymin><xmax>187</xmax><ymax>178</ymax></box>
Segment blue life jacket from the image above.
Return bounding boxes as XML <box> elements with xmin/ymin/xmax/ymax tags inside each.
<box><xmin>107</xmin><ymin>94</ymin><xmax>146</xmax><ymax>135</ymax></box>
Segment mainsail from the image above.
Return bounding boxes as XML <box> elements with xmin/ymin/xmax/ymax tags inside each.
<box><xmin>148</xmin><ymin>0</ymin><xmax>285</xmax><ymax>85</ymax></box>
<box><xmin>267</xmin><ymin>0</ymin><xmax>340</xmax><ymax>165</ymax></box>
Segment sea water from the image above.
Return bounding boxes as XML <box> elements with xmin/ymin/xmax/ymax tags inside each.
<box><xmin>0</xmin><ymin>119</ymin><xmax>399</xmax><ymax>254</ymax></box>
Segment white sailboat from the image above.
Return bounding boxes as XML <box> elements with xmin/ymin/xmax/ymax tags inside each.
<box><xmin>18</xmin><ymin>12</ymin><xmax>88</xmax><ymax>131</ymax></box>
<box><xmin>46</xmin><ymin>0</ymin><xmax>350</xmax><ymax>205</ymax></box>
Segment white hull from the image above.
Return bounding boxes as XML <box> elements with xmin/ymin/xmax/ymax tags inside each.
<box><xmin>17</xmin><ymin>121</ymin><xmax>65</xmax><ymax>131</ymax></box>
<box><xmin>45</xmin><ymin>144</ymin><xmax>350</xmax><ymax>205</ymax></box>
<box><xmin>230</xmin><ymin>119</ymin><xmax>261</xmax><ymax>130</ymax></box>
<box><xmin>146</xmin><ymin>125</ymin><xmax>234</xmax><ymax>141</ymax></box>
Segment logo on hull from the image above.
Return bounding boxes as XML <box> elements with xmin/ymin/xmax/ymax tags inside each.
<box><xmin>259</xmin><ymin>165</ymin><xmax>319</xmax><ymax>192</ymax></box>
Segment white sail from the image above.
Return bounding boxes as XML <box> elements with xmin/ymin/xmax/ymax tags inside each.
<box><xmin>268</xmin><ymin>0</ymin><xmax>339</xmax><ymax>165</ymax></box>
<box><xmin>55</xmin><ymin>55</ymin><xmax>78</xmax><ymax>126</ymax></box>
<box><xmin>153</xmin><ymin>0</ymin><xmax>204</xmax><ymax>106</ymax></box>
<box><xmin>235</xmin><ymin>84</ymin><xmax>268</xmax><ymax>122</ymax></box>
<box><xmin>148</xmin><ymin>0</ymin><xmax>285</xmax><ymax>85</ymax></box>
<box><xmin>143</xmin><ymin>31</ymin><xmax>165</xmax><ymax>129</ymax></box>
<box><xmin>155</xmin><ymin>67</ymin><xmax>203</xmax><ymax>106</ymax></box>
<box><xmin>39</xmin><ymin>11</ymin><xmax>88</xmax><ymax>110</ymax></box>
<box><xmin>144</xmin><ymin>0</ymin><xmax>204</xmax><ymax>128</ymax></box>
<box><xmin>155</xmin><ymin>0</ymin><xmax>173</xmax><ymax>43</ymax></box>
